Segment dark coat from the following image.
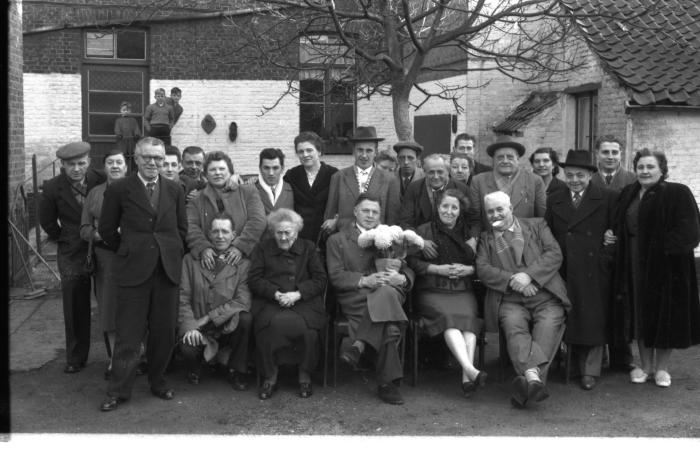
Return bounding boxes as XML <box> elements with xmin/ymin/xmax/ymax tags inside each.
<box><xmin>284</xmin><ymin>162</ymin><xmax>338</xmax><ymax>242</ymax></box>
<box><xmin>39</xmin><ymin>169</ymin><xmax>105</xmax><ymax>276</ymax></box>
<box><xmin>613</xmin><ymin>180</ymin><xmax>700</xmax><ymax>349</ymax></box>
<box><xmin>472</xmin><ymin>161</ymin><xmax>493</xmax><ymax>176</ymax></box>
<box><xmin>545</xmin><ymin>176</ymin><xmax>568</xmax><ymax>198</ymax></box>
<box><xmin>399</xmin><ymin>178</ymin><xmax>469</xmax><ymax>230</ymax></box>
<box><xmin>98</xmin><ymin>174</ymin><xmax>187</xmax><ymax>286</ymax></box>
<box><xmin>253</xmin><ymin>180</ymin><xmax>295</xmax><ymax>215</ymax></box>
<box><xmin>545</xmin><ymin>183</ymin><xmax>616</xmax><ymax>346</ymax></box>
<box><xmin>249</xmin><ymin>237</ymin><xmax>327</xmax><ymax>333</ymax></box>
<box><xmin>591</xmin><ymin>167</ymin><xmax>636</xmax><ymax>193</ymax></box>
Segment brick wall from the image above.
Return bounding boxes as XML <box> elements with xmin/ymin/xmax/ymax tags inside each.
<box><xmin>9</xmin><ymin>0</ymin><xmax>25</xmax><ymax>204</ymax></box>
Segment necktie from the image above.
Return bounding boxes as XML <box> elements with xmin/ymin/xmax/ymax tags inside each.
<box><xmin>146</xmin><ymin>182</ymin><xmax>155</xmax><ymax>197</ymax></box>
<box><xmin>605</xmin><ymin>174</ymin><xmax>612</xmax><ymax>185</ymax></box>
<box><xmin>572</xmin><ymin>192</ymin><xmax>582</xmax><ymax>208</ymax></box>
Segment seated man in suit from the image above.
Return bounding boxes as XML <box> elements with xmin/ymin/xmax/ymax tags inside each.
<box><xmin>326</xmin><ymin>195</ymin><xmax>414</xmax><ymax>405</ymax></box>
<box><xmin>475</xmin><ymin>191</ymin><xmax>570</xmax><ymax>408</ymax></box>
<box><xmin>254</xmin><ymin>148</ymin><xmax>294</xmax><ymax>215</ymax></box>
<box><xmin>179</xmin><ymin>213</ymin><xmax>252</xmax><ymax>389</ymax></box>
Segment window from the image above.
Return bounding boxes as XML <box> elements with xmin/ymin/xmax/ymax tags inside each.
<box><xmin>299</xmin><ymin>35</ymin><xmax>356</xmax><ymax>154</ymax></box>
<box><xmin>575</xmin><ymin>91</ymin><xmax>598</xmax><ymax>151</ymax></box>
<box><xmin>85</xmin><ymin>29</ymin><xmax>146</xmax><ymax>60</ymax></box>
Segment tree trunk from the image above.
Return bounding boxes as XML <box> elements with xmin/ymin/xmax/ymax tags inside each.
<box><xmin>392</xmin><ymin>88</ymin><xmax>412</xmax><ymax>141</ymax></box>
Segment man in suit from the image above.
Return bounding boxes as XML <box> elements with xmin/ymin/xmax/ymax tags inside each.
<box><xmin>545</xmin><ymin>150</ymin><xmax>616</xmax><ymax>391</ymax></box>
<box><xmin>254</xmin><ymin>148</ymin><xmax>294</xmax><ymax>215</ymax></box>
<box><xmin>326</xmin><ymin>195</ymin><xmax>415</xmax><ymax>405</ymax></box>
<box><xmin>393</xmin><ymin>141</ymin><xmax>424</xmax><ymax>197</ymax></box>
<box><xmin>39</xmin><ymin>141</ymin><xmax>106</xmax><ymax>374</ymax></box>
<box><xmin>475</xmin><ymin>191</ymin><xmax>569</xmax><ymax>408</ymax></box>
<box><xmin>468</xmin><ymin>136</ymin><xmax>546</xmax><ymax>238</ymax></box>
<box><xmin>453</xmin><ymin>133</ymin><xmax>492</xmax><ymax>175</ymax></box>
<box><xmin>323</xmin><ymin>126</ymin><xmax>401</xmax><ymax>232</ymax></box>
<box><xmin>590</xmin><ymin>135</ymin><xmax>636</xmax><ymax>192</ymax></box>
<box><xmin>98</xmin><ymin>137</ymin><xmax>187</xmax><ymax>411</ymax></box>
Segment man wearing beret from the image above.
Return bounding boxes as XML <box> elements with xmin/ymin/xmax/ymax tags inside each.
<box><xmin>468</xmin><ymin>136</ymin><xmax>546</xmax><ymax>238</ymax></box>
<box><xmin>393</xmin><ymin>141</ymin><xmax>424</xmax><ymax>198</ymax></box>
<box><xmin>39</xmin><ymin>141</ymin><xmax>106</xmax><ymax>374</ymax></box>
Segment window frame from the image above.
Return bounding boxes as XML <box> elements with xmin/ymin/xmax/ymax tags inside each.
<box><xmin>574</xmin><ymin>90</ymin><xmax>598</xmax><ymax>152</ymax></box>
<box><xmin>83</xmin><ymin>27</ymin><xmax>149</xmax><ymax>66</ymax></box>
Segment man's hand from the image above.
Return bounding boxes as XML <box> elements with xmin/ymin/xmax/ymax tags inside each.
<box><xmin>201</xmin><ymin>248</ymin><xmax>215</xmax><ymax>270</ymax></box>
<box><xmin>224</xmin><ymin>174</ymin><xmax>245</xmax><ymax>191</ymax></box>
<box><xmin>223</xmin><ymin>246</ymin><xmax>243</xmax><ymax>265</ymax></box>
<box><xmin>360</xmin><ymin>273</ymin><xmax>386</xmax><ymax>289</ymax></box>
<box><xmin>521</xmin><ymin>283</ymin><xmax>538</xmax><ymax>297</ymax></box>
<box><xmin>450</xmin><ymin>263</ymin><xmax>474</xmax><ymax>278</ymax></box>
<box><xmin>186</xmin><ymin>189</ymin><xmax>200</xmax><ymax>203</ymax></box>
<box><xmin>603</xmin><ymin>229</ymin><xmax>617</xmax><ymax>246</ymax></box>
<box><xmin>383</xmin><ymin>271</ymin><xmax>407</xmax><ymax>287</ymax></box>
<box><xmin>423</xmin><ymin>239</ymin><xmax>438</xmax><ymax>259</ymax></box>
<box><xmin>321</xmin><ymin>217</ymin><xmax>338</xmax><ymax>233</ymax></box>
<box><xmin>183</xmin><ymin>329</ymin><xmax>205</xmax><ymax>346</ymax></box>
<box><xmin>509</xmin><ymin>272</ymin><xmax>532</xmax><ymax>292</ymax></box>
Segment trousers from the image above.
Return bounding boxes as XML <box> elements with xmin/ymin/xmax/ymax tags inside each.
<box><xmin>355</xmin><ymin>308</ymin><xmax>404</xmax><ymax>384</ymax></box>
<box><xmin>181</xmin><ymin>312</ymin><xmax>252</xmax><ymax>374</ymax></box>
<box><xmin>61</xmin><ymin>274</ymin><xmax>92</xmax><ymax>366</ymax></box>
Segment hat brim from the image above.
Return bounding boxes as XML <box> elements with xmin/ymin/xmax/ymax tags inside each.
<box><xmin>560</xmin><ymin>162</ymin><xmax>598</xmax><ymax>172</ymax></box>
<box><xmin>392</xmin><ymin>143</ymin><xmax>422</xmax><ymax>154</ymax></box>
<box><xmin>486</xmin><ymin>141</ymin><xmax>525</xmax><ymax>157</ymax></box>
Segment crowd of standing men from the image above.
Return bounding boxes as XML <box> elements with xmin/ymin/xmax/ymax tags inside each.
<box><xmin>39</xmin><ymin>120</ymin><xmax>700</xmax><ymax>412</ymax></box>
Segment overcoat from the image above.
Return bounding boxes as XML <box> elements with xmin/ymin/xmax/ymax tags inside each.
<box><xmin>613</xmin><ymin>180</ymin><xmax>700</xmax><ymax>349</ymax></box>
<box><xmin>284</xmin><ymin>162</ymin><xmax>338</xmax><ymax>242</ymax></box>
<box><xmin>545</xmin><ymin>183</ymin><xmax>616</xmax><ymax>346</ymax></box>
<box><xmin>248</xmin><ymin>237</ymin><xmax>327</xmax><ymax>333</ymax></box>
<box><xmin>591</xmin><ymin>167</ymin><xmax>636</xmax><ymax>193</ymax></box>
<box><xmin>545</xmin><ymin>176</ymin><xmax>568</xmax><ymax>198</ymax></box>
<box><xmin>475</xmin><ymin>217</ymin><xmax>571</xmax><ymax>332</ymax></box>
<box><xmin>324</xmin><ymin>166</ymin><xmax>401</xmax><ymax>231</ymax></box>
<box><xmin>399</xmin><ymin>178</ymin><xmax>469</xmax><ymax>230</ymax></box>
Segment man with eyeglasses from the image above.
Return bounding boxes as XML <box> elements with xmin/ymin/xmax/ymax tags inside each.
<box><xmin>590</xmin><ymin>135</ymin><xmax>636</xmax><ymax>192</ymax></box>
<box><xmin>453</xmin><ymin>133</ymin><xmax>492</xmax><ymax>176</ymax></box>
<box><xmin>98</xmin><ymin>137</ymin><xmax>187</xmax><ymax>411</ymax></box>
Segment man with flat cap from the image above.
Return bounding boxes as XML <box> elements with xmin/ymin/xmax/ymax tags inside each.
<box><xmin>40</xmin><ymin>141</ymin><xmax>106</xmax><ymax>374</ymax></box>
<box><xmin>468</xmin><ymin>136</ymin><xmax>546</xmax><ymax>238</ymax></box>
<box><xmin>393</xmin><ymin>141</ymin><xmax>424</xmax><ymax>198</ymax></box>
<box><xmin>323</xmin><ymin>126</ymin><xmax>401</xmax><ymax>232</ymax></box>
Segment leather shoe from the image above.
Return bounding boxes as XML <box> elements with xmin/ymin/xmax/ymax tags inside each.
<box><xmin>150</xmin><ymin>387</ymin><xmax>175</xmax><ymax>400</ymax></box>
<box><xmin>581</xmin><ymin>375</ymin><xmax>596</xmax><ymax>390</ymax></box>
<box><xmin>461</xmin><ymin>381</ymin><xmax>476</xmax><ymax>397</ymax></box>
<box><xmin>228</xmin><ymin>370</ymin><xmax>249</xmax><ymax>391</ymax></box>
<box><xmin>378</xmin><ymin>383</ymin><xmax>404</xmax><ymax>405</ymax></box>
<box><xmin>474</xmin><ymin>371</ymin><xmax>488</xmax><ymax>388</ymax></box>
<box><xmin>100</xmin><ymin>396</ymin><xmax>126</xmax><ymax>412</ymax></box>
<box><xmin>339</xmin><ymin>346</ymin><xmax>362</xmax><ymax>370</ymax></box>
<box><xmin>258</xmin><ymin>381</ymin><xmax>277</xmax><ymax>400</ymax></box>
<box><xmin>64</xmin><ymin>363</ymin><xmax>84</xmax><ymax>374</ymax></box>
<box><xmin>136</xmin><ymin>361</ymin><xmax>148</xmax><ymax>376</ymax></box>
<box><xmin>187</xmin><ymin>371</ymin><xmax>201</xmax><ymax>385</ymax></box>
<box><xmin>511</xmin><ymin>375</ymin><xmax>529</xmax><ymax>408</ymax></box>
<box><xmin>527</xmin><ymin>379</ymin><xmax>549</xmax><ymax>402</ymax></box>
<box><xmin>298</xmin><ymin>382</ymin><xmax>313</xmax><ymax>399</ymax></box>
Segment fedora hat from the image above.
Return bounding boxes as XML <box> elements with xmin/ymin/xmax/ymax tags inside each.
<box><xmin>486</xmin><ymin>135</ymin><xmax>525</xmax><ymax>157</ymax></box>
<box><xmin>392</xmin><ymin>140</ymin><xmax>423</xmax><ymax>155</ymax></box>
<box><xmin>560</xmin><ymin>149</ymin><xmax>598</xmax><ymax>172</ymax></box>
<box><xmin>349</xmin><ymin>126</ymin><xmax>384</xmax><ymax>142</ymax></box>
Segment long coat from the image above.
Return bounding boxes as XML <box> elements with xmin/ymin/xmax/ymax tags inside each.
<box><xmin>399</xmin><ymin>178</ymin><xmax>468</xmax><ymax>230</ymax></box>
<box><xmin>545</xmin><ymin>183</ymin><xmax>616</xmax><ymax>346</ymax></box>
<box><xmin>284</xmin><ymin>162</ymin><xmax>338</xmax><ymax>242</ymax></box>
<box><xmin>324</xmin><ymin>166</ymin><xmax>401</xmax><ymax>231</ymax></box>
<box><xmin>248</xmin><ymin>237</ymin><xmax>327</xmax><ymax>333</ymax></box>
<box><xmin>99</xmin><ymin>174</ymin><xmax>187</xmax><ymax>286</ymax></box>
<box><xmin>39</xmin><ymin>169</ymin><xmax>105</xmax><ymax>277</ymax></box>
<box><xmin>475</xmin><ymin>217</ymin><xmax>571</xmax><ymax>332</ymax></box>
<box><xmin>468</xmin><ymin>169</ymin><xmax>546</xmax><ymax>238</ymax></box>
<box><xmin>545</xmin><ymin>176</ymin><xmax>568</xmax><ymax>198</ymax></box>
<box><xmin>613</xmin><ymin>180</ymin><xmax>700</xmax><ymax>349</ymax></box>
<box><xmin>186</xmin><ymin>183</ymin><xmax>266</xmax><ymax>259</ymax></box>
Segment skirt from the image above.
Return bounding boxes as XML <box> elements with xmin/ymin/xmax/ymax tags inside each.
<box><xmin>415</xmin><ymin>290</ymin><xmax>481</xmax><ymax>337</ymax></box>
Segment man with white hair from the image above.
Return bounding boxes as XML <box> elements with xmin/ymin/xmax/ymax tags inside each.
<box><xmin>475</xmin><ymin>191</ymin><xmax>570</xmax><ymax>408</ymax></box>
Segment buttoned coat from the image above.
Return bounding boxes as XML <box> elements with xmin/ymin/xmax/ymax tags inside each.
<box><xmin>396</xmin><ymin>167</ymin><xmax>424</xmax><ymax>197</ymax></box>
<box><xmin>98</xmin><ymin>174</ymin><xmax>187</xmax><ymax>286</ymax></box>
<box><xmin>324</xmin><ymin>166</ymin><xmax>401</xmax><ymax>231</ymax></box>
<box><xmin>399</xmin><ymin>178</ymin><xmax>469</xmax><ymax>230</ymax></box>
<box><xmin>475</xmin><ymin>217</ymin><xmax>571</xmax><ymax>332</ymax></box>
<box><xmin>545</xmin><ymin>176</ymin><xmax>568</xmax><ymax>198</ymax></box>
<box><xmin>186</xmin><ymin>183</ymin><xmax>267</xmax><ymax>259</ymax></box>
<box><xmin>253</xmin><ymin>180</ymin><xmax>295</xmax><ymax>215</ymax></box>
<box><xmin>591</xmin><ymin>167</ymin><xmax>636</xmax><ymax>193</ymax></box>
<box><xmin>545</xmin><ymin>183</ymin><xmax>616</xmax><ymax>346</ymax></box>
<box><xmin>468</xmin><ymin>169</ymin><xmax>546</xmax><ymax>238</ymax></box>
<box><xmin>283</xmin><ymin>162</ymin><xmax>338</xmax><ymax>242</ymax></box>
<box><xmin>40</xmin><ymin>169</ymin><xmax>105</xmax><ymax>276</ymax></box>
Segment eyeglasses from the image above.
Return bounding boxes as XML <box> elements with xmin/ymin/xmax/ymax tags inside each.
<box><xmin>139</xmin><ymin>155</ymin><xmax>165</xmax><ymax>163</ymax></box>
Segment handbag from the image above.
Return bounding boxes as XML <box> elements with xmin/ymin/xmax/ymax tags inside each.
<box><xmin>84</xmin><ymin>235</ymin><xmax>97</xmax><ymax>274</ymax></box>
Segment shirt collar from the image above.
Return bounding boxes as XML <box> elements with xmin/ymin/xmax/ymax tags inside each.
<box><xmin>356</xmin><ymin>165</ymin><xmax>373</xmax><ymax>175</ymax></box>
<box><xmin>138</xmin><ymin>172</ymin><xmax>158</xmax><ymax>186</ymax></box>
<box><xmin>258</xmin><ymin>176</ymin><xmax>280</xmax><ymax>192</ymax></box>
<box><xmin>356</xmin><ymin>223</ymin><xmax>368</xmax><ymax>233</ymax></box>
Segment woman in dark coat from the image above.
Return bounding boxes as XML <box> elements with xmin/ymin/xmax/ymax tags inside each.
<box><xmin>249</xmin><ymin>208</ymin><xmax>327</xmax><ymax>399</ymax></box>
<box><xmin>613</xmin><ymin>148</ymin><xmax>700</xmax><ymax>388</ymax></box>
<box><xmin>407</xmin><ymin>189</ymin><xmax>485</xmax><ymax>397</ymax></box>
<box><xmin>530</xmin><ymin>147</ymin><xmax>567</xmax><ymax>198</ymax></box>
<box><xmin>284</xmin><ymin>131</ymin><xmax>339</xmax><ymax>242</ymax></box>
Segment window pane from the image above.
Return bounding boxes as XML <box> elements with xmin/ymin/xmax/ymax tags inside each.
<box><xmin>590</xmin><ymin>94</ymin><xmax>598</xmax><ymax>150</ymax></box>
<box><xmin>89</xmin><ymin>92</ymin><xmax>142</xmax><ymax>114</ymax></box>
<box><xmin>327</xmin><ymin>104</ymin><xmax>354</xmax><ymax>138</ymax></box>
<box><xmin>88</xmin><ymin>69</ymin><xmax>144</xmax><ymax>92</ymax></box>
<box><xmin>576</xmin><ymin>96</ymin><xmax>591</xmax><ymax>149</ymax></box>
<box><xmin>330</xmin><ymin>80</ymin><xmax>355</xmax><ymax>103</ymax></box>
<box><xmin>300</xmin><ymin>104</ymin><xmax>324</xmax><ymax>133</ymax></box>
<box><xmin>300</xmin><ymin>79</ymin><xmax>324</xmax><ymax>104</ymax></box>
<box><xmin>86</xmin><ymin>32</ymin><xmax>114</xmax><ymax>58</ymax></box>
<box><xmin>89</xmin><ymin>114</ymin><xmax>123</xmax><ymax>135</ymax></box>
<box><xmin>117</xmin><ymin>30</ymin><xmax>146</xmax><ymax>60</ymax></box>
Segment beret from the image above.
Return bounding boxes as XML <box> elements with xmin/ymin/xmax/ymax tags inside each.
<box><xmin>56</xmin><ymin>142</ymin><xmax>91</xmax><ymax>160</ymax></box>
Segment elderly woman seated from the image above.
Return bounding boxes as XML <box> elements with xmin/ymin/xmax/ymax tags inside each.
<box><xmin>249</xmin><ymin>208</ymin><xmax>327</xmax><ymax>400</ymax></box>
<box><xmin>407</xmin><ymin>189</ymin><xmax>486</xmax><ymax>397</ymax></box>
<box><xmin>178</xmin><ymin>213</ymin><xmax>253</xmax><ymax>390</ymax></box>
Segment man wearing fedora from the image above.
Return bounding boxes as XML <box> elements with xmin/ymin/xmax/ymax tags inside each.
<box><xmin>468</xmin><ymin>136</ymin><xmax>546</xmax><ymax>238</ymax></box>
<box><xmin>323</xmin><ymin>126</ymin><xmax>401</xmax><ymax>232</ymax></box>
<box><xmin>393</xmin><ymin>141</ymin><xmax>425</xmax><ymax>198</ymax></box>
<box><xmin>545</xmin><ymin>149</ymin><xmax>617</xmax><ymax>391</ymax></box>
<box><xmin>39</xmin><ymin>141</ymin><xmax>106</xmax><ymax>374</ymax></box>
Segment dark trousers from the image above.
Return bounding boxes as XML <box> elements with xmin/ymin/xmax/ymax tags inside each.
<box><xmin>356</xmin><ymin>309</ymin><xmax>404</xmax><ymax>384</ymax></box>
<box><xmin>61</xmin><ymin>274</ymin><xmax>92</xmax><ymax>366</ymax></box>
<box><xmin>107</xmin><ymin>261</ymin><xmax>178</xmax><ymax>399</ymax></box>
<box><xmin>149</xmin><ymin>124</ymin><xmax>171</xmax><ymax>146</ymax></box>
<box><xmin>256</xmin><ymin>310</ymin><xmax>319</xmax><ymax>378</ymax></box>
<box><xmin>181</xmin><ymin>312</ymin><xmax>252</xmax><ymax>374</ymax></box>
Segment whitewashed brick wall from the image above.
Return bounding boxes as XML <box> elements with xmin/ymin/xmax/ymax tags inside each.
<box><xmin>24</xmin><ymin>73</ymin><xmax>82</xmax><ymax>183</ymax></box>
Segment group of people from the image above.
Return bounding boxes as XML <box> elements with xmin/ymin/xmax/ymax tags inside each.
<box><xmin>38</xmin><ymin>124</ymin><xmax>700</xmax><ymax>411</ymax></box>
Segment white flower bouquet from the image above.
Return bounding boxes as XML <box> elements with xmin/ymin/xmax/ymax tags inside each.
<box><xmin>357</xmin><ymin>224</ymin><xmax>424</xmax><ymax>272</ymax></box>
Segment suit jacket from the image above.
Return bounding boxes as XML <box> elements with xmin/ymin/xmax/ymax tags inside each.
<box><xmin>475</xmin><ymin>217</ymin><xmax>570</xmax><ymax>332</ymax></box>
<box><xmin>324</xmin><ymin>166</ymin><xmax>401</xmax><ymax>231</ymax></box>
<box><xmin>99</xmin><ymin>174</ymin><xmax>187</xmax><ymax>287</ymax></box>
<box><xmin>253</xmin><ymin>180</ymin><xmax>294</xmax><ymax>215</ymax></box>
<box><xmin>284</xmin><ymin>162</ymin><xmax>338</xmax><ymax>242</ymax></box>
<box><xmin>591</xmin><ymin>167</ymin><xmax>636</xmax><ymax>193</ymax></box>
<box><xmin>399</xmin><ymin>178</ymin><xmax>469</xmax><ymax>230</ymax></box>
<box><xmin>39</xmin><ymin>169</ymin><xmax>106</xmax><ymax>276</ymax></box>
<box><xmin>545</xmin><ymin>183</ymin><xmax>616</xmax><ymax>345</ymax></box>
<box><xmin>396</xmin><ymin>167</ymin><xmax>425</xmax><ymax>197</ymax></box>
<box><xmin>468</xmin><ymin>169</ymin><xmax>546</xmax><ymax>238</ymax></box>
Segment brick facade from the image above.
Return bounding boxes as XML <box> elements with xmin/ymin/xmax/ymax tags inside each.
<box><xmin>9</xmin><ymin>0</ymin><xmax>25</xmax><ymax>202</ymax></box>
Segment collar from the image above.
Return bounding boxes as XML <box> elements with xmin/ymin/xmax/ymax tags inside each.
<box><xmin>356</xmin><ymin>223</ymin><xmax>369</xmax><ymax>233</ymax></box>
<box><xmin>356</xmin><ymin>165</ymin><xmax>373</xmax><ymax>175</ymax></box>
<box><xmin>269</xmin><ymin>238</ymin><xmax>302</xmax><ymax>256</ymax></box>
<box><xmin>258</xmin><ymin>176</ymin><xmax>281</xmax><ymax>192</ymax></box>
<box><xmin>598</xmin><ymin>166</ymin><xmax>620</xmax><ymax>177</ymax></box>
<box><xmin>138</xmin><ymin>173</ymin><xmax>159</xmax><ymax>186</ymax></box>
<box><xmin>494</xmin><ymin>217</ymin><xmax>519</xmax><ymax>235</ymax></box>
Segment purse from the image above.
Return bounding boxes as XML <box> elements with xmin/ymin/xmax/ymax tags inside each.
<box><xmin>84</xmin><ymin>235</ymin><xmax>97</xmax><ymax>274</ymax></box>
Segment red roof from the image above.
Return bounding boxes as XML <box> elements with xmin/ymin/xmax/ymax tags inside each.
<box><xmin>562</xmin><ymin>0</ymin><xmax>700</xmax><ymax>106</ymax></box>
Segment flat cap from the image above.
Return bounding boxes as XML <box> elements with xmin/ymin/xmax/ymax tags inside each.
<box><xmin>57</xmin><ymin>142</ymin><xmax>91</xmax><ymax>160</ymax></box>
<box><xmin>392</xmin><ymin>141</ymin><xmax>424</xmax><ymax>155</ymax></box>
